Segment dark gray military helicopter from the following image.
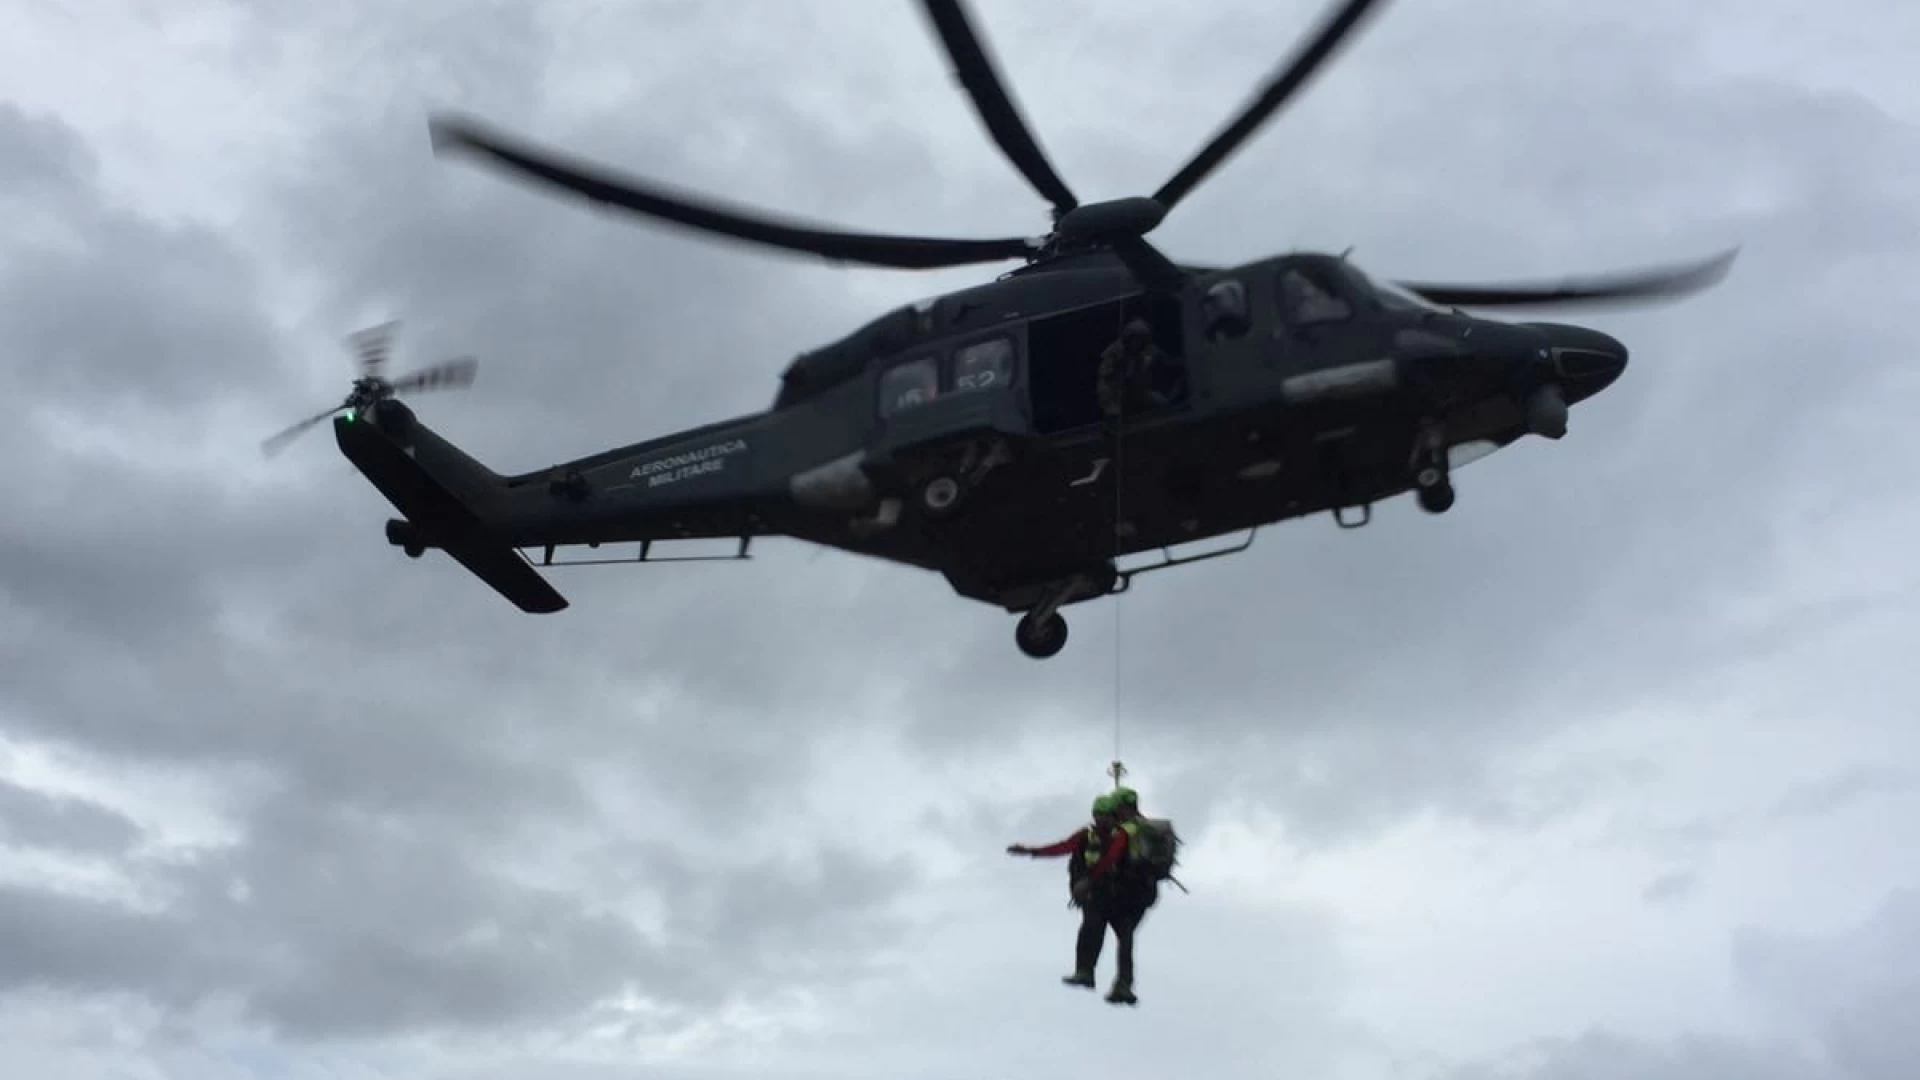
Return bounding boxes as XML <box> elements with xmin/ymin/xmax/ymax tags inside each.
<box><xmin>263</xmin><ymin>0</ymin><xmax>1736</xmax><ymax>659</ymax></box>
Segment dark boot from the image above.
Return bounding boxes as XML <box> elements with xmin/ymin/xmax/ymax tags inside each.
<box><xmin>1108</xmin><ymin>908</ymin><xmax>1138</xmax><ymax>1004</ymax></box>
<box><xmin>1069</xmin><ymin>905</ymin><xmax>1105</xmax><ymax>988</ymax></box>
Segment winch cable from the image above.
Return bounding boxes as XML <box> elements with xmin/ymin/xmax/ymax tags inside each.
<box><xmin>1106</xmin><ymin>322</ymin><xmax>1187</xmax><ymax>895</ymax></box>
<box><xmin>1108</xmin><ymin>311</ymin><xmax>1130</xmax><ymax>791</ymax></box>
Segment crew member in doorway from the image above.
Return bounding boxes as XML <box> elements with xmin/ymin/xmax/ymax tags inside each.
<box><xmin>1007</xmin><ymin>792</ymin><xmax>1142</xmax><ymax>1004</ymax></box>
<box><xmin>1096</xmin><ymin>318</ymin><xmax>1183</xmax><ymax>420</ymax></box>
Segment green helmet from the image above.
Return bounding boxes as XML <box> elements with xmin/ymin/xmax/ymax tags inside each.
<box><xmin>1092</xmin><ymin>793</ymin><xmax>1116</xmax><ymax>815</ymax></box>
<box><xmin>1113</xmin><ymin>786</ymin><xmax>1138</xmax><ymax>806</ymax></box>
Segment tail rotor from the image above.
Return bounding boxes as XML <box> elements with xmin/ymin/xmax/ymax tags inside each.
<box><xmin>260</xmin><ymin>321</ymin><xmax>478</xmax><ymax>458</ymax></box>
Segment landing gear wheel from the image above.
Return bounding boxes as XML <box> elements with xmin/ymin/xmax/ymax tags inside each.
<box><xmin>1409</xmin><ymin>419</ymin><xmax>1454</xmax><ymax>514</ymax></box>
<box><xmin>920</xmin><ymin>474</ymin><xmax>963</xmax><ymax>519</ymax></box>
<box><xmin>1015</xmin><ymin>611</ymin><xmax>1068</xmax><ymax>659</ymax></box>
<box><xmin>1417</xmin><ymin>480</ymin><xmax>1455</xmax><ymax>514</ymax></box>
<box><xmin>403</xmin><ymin>542</ymin><xmax>425</xmax><ymax>558</ymax></box>
<box><xmin>1413</xmin><ymin>443</ymin><xmax>1454</xmax><ymax>514</ymax></box>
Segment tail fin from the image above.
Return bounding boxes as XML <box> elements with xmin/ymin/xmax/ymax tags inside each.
<box><xmin>334</xmin><ymin>403</ymin><xmax>567</xmax><ymax>613</ymax></box>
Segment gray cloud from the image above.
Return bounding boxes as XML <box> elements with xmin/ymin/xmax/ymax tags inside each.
<box><xmin>0</xmin><ymin>780</ymin><xmax>141</xmax><ymax>855</ymax></box>
<box><xmin>1769</xmin><ymin>766</ymin><xmax>1920</xmax><ymax>822</ymax></box>
<box><xmin>1641</xmin><ymin>871</ymin><xmax>1699</xmax><ymax>906</ymax></box>
<box><xmin>1446</xmin><ymin>1030</ymin><xmax>1819</xmax><ymax>1080</ymax></box>
<box><xmin>0</xmin><ymin>105</ymin><xmax>283</xmax><ymax>412</ymax></box>
<box><xmin>1449</xmin><ymin>886</ymin><xmax>1920</xmax><ymax>1080</ymax></box>
<box><xmin>0</xmin><ymin>68</ymin><xmax>920</xmax><ymax>1045</ymax></box>
<box><xmin>0</xmin><ymin>786</ymin><xmax>916</xmax><ymax>1041</ymax></box>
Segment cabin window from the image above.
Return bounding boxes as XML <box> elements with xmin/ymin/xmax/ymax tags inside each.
<box><xmin>1203</xmin><ymin>279</ymin><xmax>1250</xmax><ymax>339</ymax></box>
<box><xmin>878</xmin><ymin>356</ymin><xmax>939</xmax><ymax>416</ymax></box>
<box><xmin>952</xmin><ymin>336</ymin><xmax>1014</xmax><ymax>392</ymax></box>
<box><xmin>1277</xmin><ymin>266</ymin><xmax>1351</xmax><ymax>325</ymax></box>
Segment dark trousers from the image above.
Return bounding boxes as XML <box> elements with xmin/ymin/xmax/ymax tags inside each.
<box><xmin>1075</xmin><ymin>892</ymin><xmax>1149</xmax><ymax>985</ymax></box>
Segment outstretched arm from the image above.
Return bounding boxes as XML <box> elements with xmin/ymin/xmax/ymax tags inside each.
<box><xmin>1008</xmin><ymin>834</ymin><xmax>1080</xmax><ymax>858</ymax></box>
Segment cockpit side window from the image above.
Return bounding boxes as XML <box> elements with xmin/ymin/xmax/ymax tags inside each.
<box><xmin>1277</xmin><ymin>266</ymin><xmax>1351</xmax><ymax>325</ymax></box>
<box><xmin>878</xmin><ymin>356</ymin><xmax>939</xmax><ymax>417</ymax></box>
<box><xmin>1203</xmin><ymin>279</ymin><xmax>1250</xmax><ymax>340</ymax></box>
<box><xmin>952</xmin><ymin>336</ymin><xmax>1014</xmax><ymax>392</ymax></box>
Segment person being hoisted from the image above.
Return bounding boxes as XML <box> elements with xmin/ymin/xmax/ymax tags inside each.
<box><xmin>1109</xmin><ymin>783</ymin><xmax>1181</xmax><ymax>908</ymax></box>
<box><xmin>1007</xmin><ymin>792</ymin><xmax>1147</xmax><ymax>1005</ymax></box>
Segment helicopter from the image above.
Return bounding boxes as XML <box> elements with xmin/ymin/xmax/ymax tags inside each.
<box><xmin>263</xmin><ymin>0</ymin><xmax>1736</xmax><ymax>659</ymax></box>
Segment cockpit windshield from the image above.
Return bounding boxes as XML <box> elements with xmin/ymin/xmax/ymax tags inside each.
<box><xmin>1337</xmin><ymin>262</ymin><xmax>1442</xmax><ymax>312</ymax></box>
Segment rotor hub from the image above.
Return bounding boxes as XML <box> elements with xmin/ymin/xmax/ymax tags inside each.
<box><xmin>1053</xmin><ymin>197</ymin><xmax>1169</xmax><ymax>246</ymax></box>
<box><xmin>259</xmin><ymin>324</ymin><xmax>478</xmax><ymax>458</ymax></box>
<box><xmin>346</xmin><ymin>376</ymin><xmax>392</xmax><ymax>410</ymax></box>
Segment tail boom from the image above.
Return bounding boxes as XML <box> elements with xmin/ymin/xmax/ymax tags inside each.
<box><xmin>337</xmin><ymin>399</ymin><xmax>801</xmax><ymax>611</ymax></box>
<box><xmin>333</xmin><ymin>409</ymin><xmax>567</xmax><ymax>613</ymax></box>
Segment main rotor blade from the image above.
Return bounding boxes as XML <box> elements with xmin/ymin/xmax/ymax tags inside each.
<box><xmin>1151</xmin><ymin>0</ymin><xmax>1391</xmax><ymax>211</ymax></box>
<box><xmin>428</xmin><ymin>113</ymin><xmax>1040</xmax><ymax>270</ymax></box>
<box><xmin>347</xmin><ymin>320</ymin><xmax>398</xmax><ymax>378</ymax></box>
<box><xmin>916</xmin><ymin>0</ymin><xmax>1079</xmax><ymax>215</ymax></box>
<box><xmin>1394</xmin><ymin>247</ymin><xmax>1741</xmax><ymax>309</ymax></box>
<box><xmin>389</xmin><ymin>355</ymin><xmax>478</xmax><ymax>394</ymax></box>
<box><xmin>260</xmin><ymin>405</ymin><xmax>342</xmax><ymax>458</ymax></box>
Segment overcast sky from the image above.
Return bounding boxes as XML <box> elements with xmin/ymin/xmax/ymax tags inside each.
<box><xmin>4</xmin><ymin>0</ymin><xmax>1919</xmax><ymax>1077</ymax></box>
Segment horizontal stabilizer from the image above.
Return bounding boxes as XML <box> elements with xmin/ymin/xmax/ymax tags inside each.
<box><xmin>335</xmin><ymin>417</ymin><xmax>567</xmax><ymax>614</ymax></box>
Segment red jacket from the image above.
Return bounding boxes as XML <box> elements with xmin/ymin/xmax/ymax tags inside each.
<box><xmin>1026</xmin><ymin>827</ymin><xmax>1130</xmax><ymax>881</ymax></box>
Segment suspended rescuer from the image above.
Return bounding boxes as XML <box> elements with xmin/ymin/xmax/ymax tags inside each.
<box><xmin>1110</xmin><ymin>783</ymin><xmax>1182</xmax><ymax>901</ymax></box>
<box><xmin>1007</xmin><ymin>791</ymin><xmax>1157</xmax><ymax>1005</ymax></box>
<box><xmin>1107</xmin><ymin>786</ymin><xmax>1159</xmax><ymax>912</ymax></box>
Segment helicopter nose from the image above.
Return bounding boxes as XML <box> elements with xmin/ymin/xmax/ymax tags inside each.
<box><xmin>1537</xmin><ymin>323</ymin><xmax>1628</xmax><ymax>388</ymax></box>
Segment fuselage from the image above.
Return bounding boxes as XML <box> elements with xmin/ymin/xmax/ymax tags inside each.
<box><xmin>356</xmin><ymin>248</ymin><xmax>1628</xmax><ymax>618</ymax></box>
<box><xmin>761</xmin><ymin>250</ymin><xmax>1626</xmax><ymax>575</ymax></box>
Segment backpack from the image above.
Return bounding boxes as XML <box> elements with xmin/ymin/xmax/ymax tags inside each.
<box><xmin>1133</xmin><ymin>817</ymin><xmax>1181</xmax><ymax>883</ymax></box>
